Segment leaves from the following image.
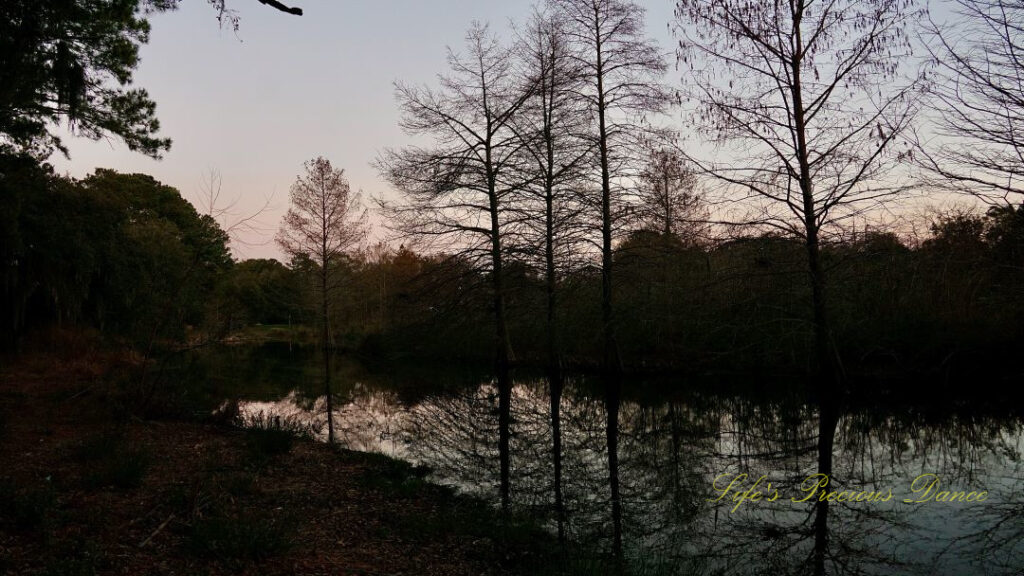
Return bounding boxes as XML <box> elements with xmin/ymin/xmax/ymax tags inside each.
<box><xmin>0</xmin><ymin>1</ymin><xmax>172</xmax><ymax>159</ymax></box>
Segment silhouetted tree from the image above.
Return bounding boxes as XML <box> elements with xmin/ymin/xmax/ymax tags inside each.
<box><xmin>551</xmin><ymin>0</ymin><xmax>670</xmax><ymax>376</ymax></box>
<box><xmin>194</xmin><ymin>168</ymin><xmax>274</xmax><ymax>252</ymax></box>
<box><xmin>551</xmin><ymin>0</ymin><xmax>669</xmax><ymax>557</ymax></box>
<box><xmin>224</xmin><ymin>258</ymin><xmax>303</xmax><ymax>325</ymax></box>
<box><xmin>986</xmin><ymin>203</ymin><xmax>1024</xmax><ymax>269</ymax></box>
<box><xmin>513</xmin><ymin>9</ymin><xmax>590</xmax><ymax>378</ymax></box>
<box><xmin>636</xmin><ymin>148</ymin><xmax>705</xmax><ymax>245</ymax></box>
<box><xmin>0</xmin><ymin>1</ymin><xmax>173</xmax><ymax>158</ymax></box>
<box><xmin>675</xmin><ymin>0</ymin><xmax>921</xmax><ymax>385</ymax></box>
<box><xmin>377</xmin><ymin>23</ymin><xmax>533</xmax><ymax>508</ymax></box>
<box><xmin>195</xmin><ymin>0</ymin><xmax>303</xmax><ymax>30</ymax></box>
<box><xmin>277</xmin><ymin>157</ymin><xmax>367</xmax><ymax>444</ymax></box>
<box><xmin>0</xmin><ymin>162</ymin><xmax>232</xmax><ymax>347</ymax></box>
<box><xmin>512</xmin><ymin>8</ymin><xmax>590</xmax><ymax>539</ymax></box>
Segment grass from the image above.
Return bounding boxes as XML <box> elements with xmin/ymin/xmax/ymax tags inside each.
<box><xmin>351</xmin><ymin>453</ymin><xmax>704</xmax><ymax>576</ymax></box>
<box><xmin>354</xmin><ymin>451</ymin><xmax>593</xmax><ymax>575</ymax></box>
<box><xmin>222</xmin><ymin>469</ymin><xmax>257</xmax><ymax>498</ymax></box>
<box><xmin>1</xmin><ymin>345</ymin><xmax>639</xmax><ymax>576</ymax></box>
<box><xmin>244</xmin><ymin>427</ymin><xmax>295</xmax><ymax>459</ymax></box>
<box><xmin>74</xmin><ymin>433</ymin><xmax>122</xmax><ymax>462</ymax></box>
<box><xmin>229</xmin><ymin>324</ymin><xmax>316</xmax><ymax>345</ymax></box>
<box><xmin>86</xmin><ymin>448</ymin><xmax>151</xmax><ymax>490</ymax></box>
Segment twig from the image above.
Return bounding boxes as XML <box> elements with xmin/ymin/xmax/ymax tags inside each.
<box><xmin>139</xmin><ymin>513</ymin><xmax>176</xmax><ymax>548</ymax></box>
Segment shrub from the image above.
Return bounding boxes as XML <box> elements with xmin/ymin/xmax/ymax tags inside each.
<box><xmin>238</xmin><ymin>410</ymin><xmax>311</xmax><ymax>463</ymax></box>
<box><xmin>244</xmin><ymin>427</ymin><xmax>295</xmax><ymax>458</ymax></box>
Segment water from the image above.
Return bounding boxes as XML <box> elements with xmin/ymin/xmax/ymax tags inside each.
<box><xmin>193</xmin><ymin>344</ymin><xmax>1023</xmax><ymax>575</ymax></box>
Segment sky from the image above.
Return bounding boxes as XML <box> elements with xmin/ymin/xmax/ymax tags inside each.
<box><xmin>52</xmin><ymin>0</ymin><xmax>681</xmax><ymax>260</ymax></box>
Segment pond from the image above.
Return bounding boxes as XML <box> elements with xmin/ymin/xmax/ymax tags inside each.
<box><xmin>190</xmin><ymin>344</ymin><xmax>1023</xmax><ymax>576</ymax></box>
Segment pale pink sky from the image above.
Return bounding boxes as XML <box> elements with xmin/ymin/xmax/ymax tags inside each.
<box><xmin>52</xmin><ymin>0</ymin><xmax>680</xmax><ymax>260</ymax></box>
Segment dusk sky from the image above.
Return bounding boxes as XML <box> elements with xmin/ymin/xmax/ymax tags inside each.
<box><xmin>52</xmin><ymin>0</ymin><xmax>680</xmax><ymax>259</ymax></box>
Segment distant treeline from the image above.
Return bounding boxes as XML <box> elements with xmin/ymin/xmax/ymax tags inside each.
<box><xmin>347</xmin><ymin>209</ymin><xmax>1024</xmax><ymax>379</ymax></box>
<box><xmin>4</xmin><ymin>154</ymin><xmax>1021</xmax><ymax>378</ymax></box>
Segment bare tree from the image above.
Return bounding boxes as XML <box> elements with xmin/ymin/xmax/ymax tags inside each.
<box><xmin>918</xmin><ymin>0</ymin><xmax>1024</xmax><ymax>203</ymax></box>
<box><xmin>551</xmin><ymin>0</ymin><xmax>670</xmax><ymax>558</ymax></box>
<box><xmin>636</xmin><ymin>148</ymin><xmax>705</xmax><ymax>244</ymax></box>
<box><xmin>195</xmin><ymin>168</ymin><xmax>275</xmax><ymax>253</ymax></box>
<box><xmin>377</xmin><ymin>22</ymin><xmax>532</xmax><ymax>509</ymax></box>
<box><xmin>551</xmin><ymin>0</ymin><xmax>670</xmax><ymax>375</ymax></box>
<box><xmin>277</xmin><ymin>157</ymin><xmax>367</xmax><ymax>444</ymax></box>
<box><xmin>513</xmin><ymin>9</ymin><xmax>590</xmax><ymax>380</ymax></box>
<box><xmin>511</xmin><ymin>7</ymin><xmax>592</xmax><ymax>540</ymax></box>
<box><xmin>675</xmin><ymin>0</ymin><xmax>922</xmax><ymax>384</ymax></box>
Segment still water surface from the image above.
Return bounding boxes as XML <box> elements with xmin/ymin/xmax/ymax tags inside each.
<box><xmin>194</xmin><ymin>344</ymin><xmax>1023</xmax><ymax>575</ymax></box>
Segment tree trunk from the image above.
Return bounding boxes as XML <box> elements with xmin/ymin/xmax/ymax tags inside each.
<box><xmin>322</xmin><ymin>264</ymin><xmax>334</xmax><ymax>444</ymax></box>
<box><xmin>487</xmin><ymin>145</ymin><xmax>513</xmax><ymax>510</ymax></box>
<box><xmin>544</xmin><ymin>79</ymin><xmax>560</xmax><ymax>384</ymax></box>
<box><xmin>597</xmin><ymin>62</ymin><xmax>618</xmax><ymax>377</ymax></box>
<box><xmin>663</xmin><ymin>170</ymin><xmax>672</xmax><ymax>237</ymax></box>
<box><xmin>594</xmin><ymin>14</ymin><xmax>623</xmax><ymax>563</ymax></box>
<box><xmin>813</xmin><ymin>400</ymin><xmax>839</xmax><ymax>576</ymax></box>
<box><xmin>497</xmin><ymin>306</ymin><xmax>511</xmax><ymax>510</ymax></box>
<box><xmin>669</xmin><ymin>402</ymin><xmax>684</xmax><ymax>521</ymax></box>
<box><xmin>605</xmin><ymin>377</ymin><xmax>623</xmax><ymax>562</ymax></box>
<box><xmin>550</xmin><ymin>370</ymin><xmax>565</xmax><ymax>543</ymax></box>
<box><xmin>542</xmin><ymin>66</ymin><xmax>565</xmax><ymax>540</ymax></box>
<box><xmin>805</xmin><ymin>234</ymin><xmax>836</xmax><ymax>381</ymax></box>
<box><xmin>789</xmin><ymin>9</ymin><xmax>839</xmax><ymax>386</ymax></box>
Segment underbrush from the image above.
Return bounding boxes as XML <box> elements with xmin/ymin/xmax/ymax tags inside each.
<box><xmin>235</xmin><ymin>410</ymin><xmax>312</xmax><ymax>465</ymax></box>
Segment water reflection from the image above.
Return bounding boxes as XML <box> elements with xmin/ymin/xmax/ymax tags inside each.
<box><xmin>222</xmin><ymin>353</ymin><xmax>1022</xmax><ymax>575</ymax></box>
<box><xmin>549</xmin><ymin>371</ymin><xmax>567</xmax><ymax>542</ymax></box>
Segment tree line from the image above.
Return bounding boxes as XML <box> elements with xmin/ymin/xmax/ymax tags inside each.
<box><xmin>3</xmin><ymin>0</ymin><xmax>1023</xmax><ymax>379</ymax></box>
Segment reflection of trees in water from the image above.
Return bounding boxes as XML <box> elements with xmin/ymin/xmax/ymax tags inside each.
<box><xmin>400</xmin><ymin>384</ymin><xmax>503</xmax><ymax>498</ymax></box>
<box><xmin>919</xmin><ymin>421</ymin><xmax>1024</xmax><ymax>576</ymax></box>
<box><xmin>239</xmin><ymin>385</ymin><xmax>410</xmax><ymax>453</ymax></box>
<box><xmin>695</xmin><ymin>398</ymin><xmax>1023</xmax><ymax>576</ymax></box>
<box><xmin>239</xmin><ymin>379</ymin><xmax>1023</xmax><ymax>576</ymax></box>
<box><xmin>610</xmin><ymin>400</ymin><xmax>712</xmax><ymax>570</ymax></box>
<box><xmin>395</xmin><ymin>381</ymin><xmax>712</xmax><ymax>562</ymax></box>
<box><xmin>333</xmin><ymin>385</ymin><xmax>409</xmax><ymax>453</ymax></box>
<box><xmin>942</xmin><ymin>498</ymin><xmax>1024</xmax><ymax>574</ymax></box>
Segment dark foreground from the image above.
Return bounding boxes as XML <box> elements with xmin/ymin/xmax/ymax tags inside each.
<box><xmin>0</xmin><ymin>346</ymin><xmax>580</xmax><ymax>576</ymax></box>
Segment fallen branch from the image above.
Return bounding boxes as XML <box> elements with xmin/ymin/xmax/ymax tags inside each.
<box><xmin>139</xmin><ymin>513</ymin><xmax>176</xmax><ymax>548</ymax></box>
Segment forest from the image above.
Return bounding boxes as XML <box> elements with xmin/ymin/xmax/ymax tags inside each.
<box><xmin>1</xmin><ymin>1</ymin><xmax>1023</xmax><ymax>575</ymax></box>
<box><xmin>3</xmin><ymin>157</ymin><xmax>1023</xmax><ymax>380</ymax></box>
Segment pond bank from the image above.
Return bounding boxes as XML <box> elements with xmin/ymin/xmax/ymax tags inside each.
<box><xmin>0</xmin><ymin>348</ymin><xmax>597</xmax><ymax>576</ymax></box>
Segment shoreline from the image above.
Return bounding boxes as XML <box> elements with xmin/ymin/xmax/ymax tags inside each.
<box><xmin>0</xmin><ymin>348</ymin><xmax>606</xmax><ymax>576</ymax></box>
